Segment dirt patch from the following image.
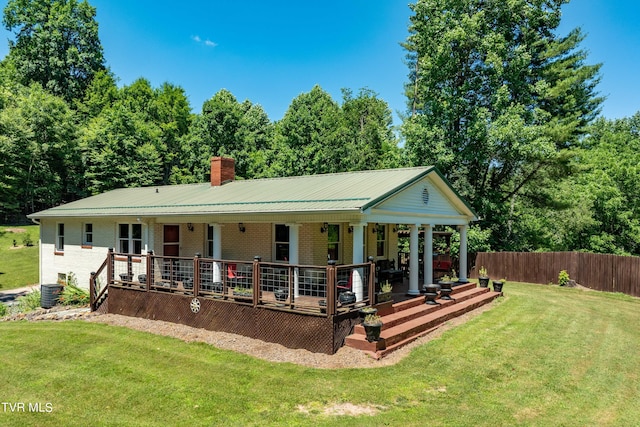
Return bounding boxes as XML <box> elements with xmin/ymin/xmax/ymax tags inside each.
<box><xmin>8</xmin><ymin>245</ymin><xmax>25</xmax><ymax>250</ymax></box>
<box><xmin>297</xmin><ymin>402</ymin><xmax>384</xmax><ymax>416</ymax></box>
<box><xmin>4</xmin><ymin>228</ymin><xmax>26</xmax><ymax>233</ymax></box>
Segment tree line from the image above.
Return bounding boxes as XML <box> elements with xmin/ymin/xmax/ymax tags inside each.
<box><xmin>1</xmin><ymin>0</ymin><xmax>638</xmax><ymax>256</ymax></box>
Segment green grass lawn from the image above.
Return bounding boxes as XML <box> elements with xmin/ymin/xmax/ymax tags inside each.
<box><xmin>0</xmin><ymin>281</ymin><xmax>638</xmax><ymax>426</ymax></box>
<box><xmin>0</xmin><ymin>225</ymin><xmax>39</xmax><ymax>291</ymax></box>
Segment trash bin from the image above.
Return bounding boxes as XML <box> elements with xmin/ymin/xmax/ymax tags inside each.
<box><xmin>41</xmin><ymin>284</ymin><xmax>64</xmax><ymax>308</ymax></box>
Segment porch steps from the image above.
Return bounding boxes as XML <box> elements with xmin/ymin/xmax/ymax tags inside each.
<box><xmin>344</xmin><ymin>283</ymin><xmax>501</xmax><ymax>359</ymax></box>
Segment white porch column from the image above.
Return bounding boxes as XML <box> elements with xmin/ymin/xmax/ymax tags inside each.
<box><xmin>459</xmin><ymin>224</ymin><xmax>469</xmax><ymax>283</ymax></box>
<box><xmin>350</xmin><ymin>223</ymin><xmax>366</xmax><ymax>301</ymax></box>
<box><xmin>287</xmin><ymin>223</ymin><xmax>301</xmax><ymax>297</ymax></box>
<box><xmin>424</xmin><ymin>225</ymin><xmax>433</xmax><ymax>286</ymax></box>
<box><xmin>409</xmin><ymin>224</ymin><xmax>421</xmax><ymax>295</ymax></box>
<box><xmin>211</xmin><ymin>223</ymin><xmax>222</xmax><ymax>283</ymax></box>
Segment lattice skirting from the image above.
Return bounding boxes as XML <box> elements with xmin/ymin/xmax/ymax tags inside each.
<box><xmin>107</xmin><ymin>287</ymin><xmax>359</xmax><ymax>354</ymax></box>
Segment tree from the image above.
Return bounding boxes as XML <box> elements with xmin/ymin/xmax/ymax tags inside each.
<box><xmin>79</xmin><ymin>78</ymin><xmax>191</xmax><ymax>193</ymax></box>
<box><xmin>0</xmin><ymin>82</ymin><xmax>79</xmax><ymax>217</ymax></box>
<box><xmin>180</xmin><ymin>89</ymin><xmax>272</xmax><ymax>181</ymax></box>
<box><xmin>3</xmin><ymin>0</ymin><xmax>105</xmax><ymax>102</ymax></box>
<box><xmin>272</xmin><ymin>85</ymin><xmax>343</xmax><ymax>176</ymax></box>
<box><xmin>402</xmin><ymin>0</ymin><xmax>602</xmax><ymax>249</ymax></box>
<box><xmin>340</xmin><ymin>88</ymin><xmax>401</xmax><ymax>170</ymax></box>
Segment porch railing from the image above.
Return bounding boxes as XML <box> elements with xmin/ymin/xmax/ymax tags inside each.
<box><xmin>91</xmin><ymin>249</ymin><xmax>377</xmax><ymax>316</ymax></box>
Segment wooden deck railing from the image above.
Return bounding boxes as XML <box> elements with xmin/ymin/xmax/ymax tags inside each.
<box><xmin>91</xmin><ymin>249</ymin><xmax>377</xmax><ymax>316</ymax></box>
<box><xmin>89</xmin><ymin>253</ymin><xmax>110</xmax><ymax>311</ymax></box>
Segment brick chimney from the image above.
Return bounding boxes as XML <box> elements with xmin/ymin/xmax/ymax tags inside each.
<box><xmin>210</xmin><ymin>157</ymin><xmax>235</xmax><ymax>186</ymax></box>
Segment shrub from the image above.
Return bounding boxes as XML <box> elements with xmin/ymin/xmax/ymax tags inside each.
<box><xmin>558</xmin><ymin>270</ymin><xmax>570</xmax><ymax>286</ymax></box>
<box><xmin>17</xmin><ymin>290</ymin><xmax>42</xmax><ymax>312</ymax></box>
<box><xmin>59</xmin><ymin>284</ymin><xmax>90</xmax><ymax>306</ymax></box>
<box><xmin>22</xmin><ymin>234</ymin><xmax>34</xmax><ymax>247</ymax></box>
<box><xmin>0</xmin><ymin>303</ymin><xmax>7</xmax><ymax>317</ymax></box>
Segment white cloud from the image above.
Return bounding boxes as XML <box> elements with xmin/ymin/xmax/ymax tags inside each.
<box><xmin>192</xmin><ymin>35</ymin><xmax>217</xmax><ymax>47</ymax></box>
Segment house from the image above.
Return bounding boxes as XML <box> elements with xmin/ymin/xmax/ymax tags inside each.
<box><xmin>28</xmin><ymin>158</ymin><xmax>480</xmax><ymax>354</ymax></box>
<box><xmin>29</xmin><ymin>157</ymin><xmax>477</xmax><ymax>294</ymax></box>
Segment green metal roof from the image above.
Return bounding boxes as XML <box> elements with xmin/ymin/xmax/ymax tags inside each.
<box><xmin>29</xmin><ymin>166</ymin><xmax>475</xmax><ymax>219</ymax></box>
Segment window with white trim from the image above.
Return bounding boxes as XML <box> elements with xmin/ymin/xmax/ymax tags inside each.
<box><xmin>274</xmin><ymin>224</ymin><xmax>290</xmax><ymax>262</ymax></box>
<box><xmin>56</xmin><ymin>223</ymin><xmax>65</xmax><ymax>252</ymax></box>
<box><xmin>118</xmin><ymin>223</ymin><xmax>142</xmax><ymax>254</ymax></box>
<box><xmin>206</xmin><ymin>225</ymin><xmax>214</xmax><ymax>258</ymax></box>
<box><xmin>83</xmin><ymin>223</ymin><xmax>93</xmax><ymax>246</ymax></box>
<box><xmin>376</xmin><ymin>225</ymin><xmax>386</xmax><ymax>257</ymax></box>
<box><xmin>327</xmin><ymin>224</ymin><xmax>341</xmax><ymax>262</ymax></box>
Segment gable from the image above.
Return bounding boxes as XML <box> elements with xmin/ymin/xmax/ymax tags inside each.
<box><xmin>372</xmin><ymin>174</ymin><xmax>474</xmax><ymax>220</ymax></box>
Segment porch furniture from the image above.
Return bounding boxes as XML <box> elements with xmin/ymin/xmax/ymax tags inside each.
<box><xmin>227</xmin><ymin>263</ymin><xmax>249</xmax><ymax>288</ymax></box>
<box><xmin>433</xmin><ymin>260</ymin><xmax>452</xmax><ymax>275</ymax></box>
<box><xmin>377</xmin><ymin>259</ymin><xmax>403</xmax><ymax>284</ymax></box>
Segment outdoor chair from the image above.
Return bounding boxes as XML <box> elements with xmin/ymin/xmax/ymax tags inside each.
<box><xmin>227</xmin><ymin>263</ymin><xmax>249</xmax><ymax>288</ymax></box>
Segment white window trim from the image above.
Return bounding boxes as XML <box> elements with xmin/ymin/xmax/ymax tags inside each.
<box><xmin>273</xmin><ymin>224</ymin><xmax>290</xmax><ymax>263</ymax></box>
<box><xmin>327</xmin><ymin>224</ymin><xmax>342</xmax><ymax>263</ymax></box>
<box><xmin>117</xmin><ymin>223</ymin><xmax>143</xmax><ymax>255</ymax></box>
<box><xmin>376</xmin><ymin>224</ymin><xmax>387</xmax><ymax>259</ymax></box>
<box><xmin>82</xmin><ymin>223</ymin><xmax>93</xmax><ymax>247</ymax></box>
<box><xmin>55</xmin><ymin>223</ymin><xmax>65</xmax><ymax>253</ymax></box>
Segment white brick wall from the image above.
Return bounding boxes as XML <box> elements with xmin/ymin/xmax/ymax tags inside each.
<box><xmin>40</xmin><ymin>218</ymin><xmax>115</xmax><ymax>290</ymax></box>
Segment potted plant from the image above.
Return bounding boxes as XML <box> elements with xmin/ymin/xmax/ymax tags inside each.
<box><xmin>232</xmin><ymin>286</ymin><xmax>253</xmax><ymax>300</ymax></box>
<box><xmin>358</xmin><ymin>306</ymin><xmax>378</xmax><ymax>320</ymax></box>
<box><xmin>274</xmin><ymin>287</ymin><xmax>288</xmax><ymax>305</ymax></box>
<box><xmin>492</xmin><ymin>278</ymin><xmax>506</xmax><ymax>293</ymax></box>
<box><xmin>338</xmin><ymin>290</ymin><xmax>356</xmax><ymax>305</ymax></box>
<box><xmin>438</xmin><ymin>274</ymin><xmax>454</xmax><ymax>300</ymax></box>
<box><xmin>363</xmin><ymin>313</ymin><xmax>383</xmax><ymax>342</ymax></box>
<box><xmin>478</xmin><ymin>266</ymin><xmax>490</xmax><ymax>288</ymax></box>
<box><xmin>376</xmin><ymin>281</ymin><xmax>393</xmax><ymax>303</ymax></box>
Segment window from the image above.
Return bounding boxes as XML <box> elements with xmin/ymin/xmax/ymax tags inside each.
<box><xmin>83</xmin><ymin>223</ymin><xmax>93</xmax><ymax>247</ymax></box>
<box><xmin>274</xmin><ymin>224</ymin><xmax>289</xmax><ymax>262</ymax></box>
<box><xmin>376</xmin><ymin>225</ymin><xmax>386</xmax><ymax>257</ymax></box>
<box><xmin>56</xmin><ymin>223</ymin><xmax>65</xmax><ymax>252</ymax></box>
<box><xmin>206</xmin><ymin>225</ymin><xmax>214</xmax><ymax>258</ymax></box>
<box><xmin>118</xmin><ymin>223</ymin><xmax>142</xmax><ymax>254</ymax></box>
<box><xmin>327</xmin><ymin>224</ymin><xmax>341</xmax><ymax>262</ymax></box>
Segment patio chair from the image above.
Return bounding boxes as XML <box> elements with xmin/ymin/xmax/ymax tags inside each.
<box><xmin>227</xmin><ymin>263</ymin><xmax>249</xmax><ymax>288</ymax></box>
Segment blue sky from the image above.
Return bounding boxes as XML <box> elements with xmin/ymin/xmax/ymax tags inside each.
<box><xmin>1</xmin><ymin>0</ymin><xmax>639</xmax><ymax>126</ymax></box>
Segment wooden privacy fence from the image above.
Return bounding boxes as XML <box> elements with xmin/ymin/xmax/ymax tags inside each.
<box><xmin>473</xmin><ymin>252</ymin><xmax>640</xmax><ymax>298</ymax></box>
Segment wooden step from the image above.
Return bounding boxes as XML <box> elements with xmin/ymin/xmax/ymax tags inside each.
<box><xmin>356</xmin><ymin>287</ymin><xmax>489</xmax><ymax>334</ymax></box>
<box><xmin>345</xmin><ymin>287</ymin><xmax>500</xmax><ymax>358</ymax></box>
<box><xmin>389</xmin><ymin>282</ymin><xmax>478</xmax><ymax>313</ymax></box>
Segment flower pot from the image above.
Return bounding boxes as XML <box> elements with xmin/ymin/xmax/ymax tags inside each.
<box><xmin>478</xmin><ymin>276</ymin><xmax>490</xmax><ymax>288</ymax></box>
<box><xmin>438</xmin><ymin>280</ymin><xmax>454</xmax><ymax>300</ymax></box>
<box><xmin>376</xmin><ymin>291</ymin><xmax>392</xmax><ymax>304</ymax></box>
<box><xmin>363</xmin><ymin>322</ymin><xmax>382</xmax><ymax>342</ymax></box>
<box><xmin>232</xmin><ymin>289</ymin><xmax>253</xmax><ymax>301</ymax></box>
<box><xmin>274</xmin><ymin>288</ymin><xmax>288</xmax><ymax>301</ymax></box>
<box><xmin>493</xmin><ymin>280</ymin><xmax>504</xmax><ymax>293</ymax></box>
<box><xmin>359</xmin><ymin>307</ymin><xmax>378</xmax><ymax>320</ymax></box>
<box><xmin>338</xmin><ymin>291</ymin><xmax>356</xmax><ymax>305</ymax></box>
<box><xmin>423</xmin><ymin>284</ymin><xmax>440</xmax><ymax>305</ymax></box>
